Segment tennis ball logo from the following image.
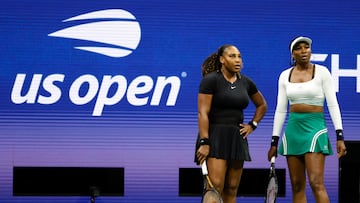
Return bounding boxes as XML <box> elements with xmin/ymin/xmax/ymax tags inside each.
<box><xmin>48</xmin><ymin>9</ymin><xmax>141</xmax><ymax>58</ymax></box>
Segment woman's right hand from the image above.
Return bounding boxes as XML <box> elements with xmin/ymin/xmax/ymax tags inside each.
<box><xmin>267</xmin><ymin>146</ymin><xmax>277</xmax><ymax>161</ymax></box>
<box><xmin>197</xmin><ymin>145</ymin><xmax>210</xmax><ymax>164</ymax></box>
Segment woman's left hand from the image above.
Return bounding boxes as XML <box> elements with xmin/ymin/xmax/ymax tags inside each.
<box><xmin>336</xmin><ymin>140</ymin><xmax>347</xmax><ymax>158</ymax></box>
<box><xmin>196</xmin><ymin>145</ymin><xmax>210</xmax><ymax>164</ymax></box>
<box><xmin>239</xmin><ymin>123</ymin><xmax>253</xmax><ymax>139</ymax></box>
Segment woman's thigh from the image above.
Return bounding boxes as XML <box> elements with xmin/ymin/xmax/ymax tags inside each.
<box><xmin>287</xmin><ymin>156</ymin><xmax>306</xmax><ymax>185</ymax></box>
<box><xmin>304</xmin><ymin>153</ymin><xmax>326</xmax><ymax>183</ymax></box>
<box><xmin>207</xmin><ymin>158</ymin><xmax>227</xmax><ymax>190</ymax></box>
<box><xmin>224</xmin><ymin>160</ymin><xmax>244</xmax><ymax>188</ymax></box>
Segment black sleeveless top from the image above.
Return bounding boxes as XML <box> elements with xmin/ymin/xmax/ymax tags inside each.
<box><xmin>199</xmin><ymin>71</ymin><xmax>258</xmax><ymax>125</ymax></box>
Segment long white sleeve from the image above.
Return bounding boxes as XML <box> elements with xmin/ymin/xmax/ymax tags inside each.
<box><xmin>272</xmin><ymin>70</ymin><xmax>289</xmax><ymax>137</ymax></box>
<box><xmin>321</xmin><ymin>67</ymin><xmax>343</xmax><ymax>130</ymax></box>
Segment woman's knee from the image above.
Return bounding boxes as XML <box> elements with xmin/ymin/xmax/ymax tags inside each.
<box><xmin>223</xmin><ymin>183</ymin><xmax>239</xmax><ymax>196</ymax></box>
<box><xmin>291</xmin><ymin>178</ymin><xmax>306</xmax><ymax>193</ymax></box>
<box><xmin>308</xmin><ymin>175</ymin><xmax>325</xmax><ymax>191</ymax></box>
<box><xmin>211</xmin><ymin>177</ymin><xmax>225</xmax><ymax>192</ymax></box>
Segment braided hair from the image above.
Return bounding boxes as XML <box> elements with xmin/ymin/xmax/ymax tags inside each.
<box><xmin>201</xmin><ymin>44</ymin><xmax>234</xmax><ymax>77</ymax></box>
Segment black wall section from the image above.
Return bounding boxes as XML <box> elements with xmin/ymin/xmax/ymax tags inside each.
<box><xmin>13</xmin><ymin>167</ymin><xmax>124</xmax><ymax>196</ymax></box>
<box><xmin>339</xmin><ymin>141</ymin><xmax>360</xmax><ymax>203</ymax></box>
<box><xmin>179</xmin><ymin>168</ymin><xmax>286</xmax><ymax>197</ymax></box>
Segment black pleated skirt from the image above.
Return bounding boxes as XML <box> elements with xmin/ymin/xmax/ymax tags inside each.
<box><xmin>194</xmin><ymin>124</ymin><xmax>252</xmax><ymax>164</ymax></box>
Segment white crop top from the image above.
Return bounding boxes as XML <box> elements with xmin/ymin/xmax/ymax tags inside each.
<box><xmin>272</xmin><ymin>64</ymin><xmax>343</xmax><ymax>137</ymax></box>
<box><xmin>287</xmin><ymin>66</ymin><xmax>324</xmax><ymax>106</ymax></box>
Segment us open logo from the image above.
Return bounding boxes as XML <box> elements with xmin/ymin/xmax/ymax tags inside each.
<box><xmin>11</xmin><ymin>8</ymin><xmax>181</xmax><ymax>116</ymax></box>
<box><xmin>48</xmin><ymin>9</ymin><xmax>141</xmax><ymax>58</ymax></box>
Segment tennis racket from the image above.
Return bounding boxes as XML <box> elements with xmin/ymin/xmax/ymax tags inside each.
<box><xmin>201</xmin><ymin>160</ymin><xmax>223</xmax><ymax>203</ymax></box>
<box><xmin>265</xmin><ymin>156</ymin><xmax>278</xmax><ymax>203</ymax></box>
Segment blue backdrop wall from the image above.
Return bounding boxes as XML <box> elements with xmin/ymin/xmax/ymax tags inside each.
<box><xmin>1</xmin><ymin>0</ymin><xmax>359</xmax><ymax>202</ymax></box>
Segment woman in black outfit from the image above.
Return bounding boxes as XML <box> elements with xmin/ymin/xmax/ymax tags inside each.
<box><xmin>196</xmin><ymin>44</ymin><xmax>267</xmax><ymax>203</ymax></box>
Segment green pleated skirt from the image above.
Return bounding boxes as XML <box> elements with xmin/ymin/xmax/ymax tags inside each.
<box><xmin>279</xmin><ymin>112</ymin><xmax>333</xmax><ymax>156</ymax></box>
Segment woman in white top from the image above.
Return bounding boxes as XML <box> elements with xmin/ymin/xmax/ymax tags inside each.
<box><xmin>267</xmin><ymin>36</ymin><xmax>347</xmax><ymax>203</ymax></box>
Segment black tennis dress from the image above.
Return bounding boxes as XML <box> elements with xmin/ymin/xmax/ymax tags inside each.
<box><xmin>195</xmin><ymin>71</ymin><xmax>258</xmax><ymax>163</ymax></box>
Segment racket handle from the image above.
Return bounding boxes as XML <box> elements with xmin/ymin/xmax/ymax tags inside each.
<box><xmin>201</xmin><ymin>160</ymin><xmax>208</xmax><ymax>175</ymax></box>
<box><xmin>270</xmin><ymin>156</ymin><xmax>276</xmax><ymax>164</ymax></box>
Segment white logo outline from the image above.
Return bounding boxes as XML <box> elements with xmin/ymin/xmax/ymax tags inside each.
<box><xmin>48</xmin><ymin>9</ymin><xmax>141</xmax><ymax>58</ymax></box>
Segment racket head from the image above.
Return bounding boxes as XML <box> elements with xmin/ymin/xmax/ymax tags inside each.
<box><xmin>202</xmin><ymin>188</ymin><xmax>222</xmax><ymax>203</ymax></box>
<box><xmin>265</xmin><ymin>156</ymin><xmax>278</xmax><ymax>203</ymax></box>
<box><xmin>265</xmin><ymin>174</ymin><xmax>278</xmax><ymax>203</ymax></box>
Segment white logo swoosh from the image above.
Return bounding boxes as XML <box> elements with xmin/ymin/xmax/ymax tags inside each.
<box><xmin>48</xmin><ymin>9</ymin><xmax>141</xmax><ymax>57</ymax></box>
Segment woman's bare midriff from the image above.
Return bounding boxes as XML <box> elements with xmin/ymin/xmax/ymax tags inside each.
<box><xmin>290</xmin><ymin>104</ymin><xmax>324</xmax><ymax>113</ymax></box>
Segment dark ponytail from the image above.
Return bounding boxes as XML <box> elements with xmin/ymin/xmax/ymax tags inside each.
<box><xmin>201</xmin><ymin>44</ymin><xmax>234</xmax><ymax>77</ymax></box>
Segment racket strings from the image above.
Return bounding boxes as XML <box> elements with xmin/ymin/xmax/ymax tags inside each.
<box><xmin>265</xmin><ymin>158</ymin><xmax>278</xmax><ymax>203</ymax></box>
<box><xmin>203</xmin><ymin>191</ymin><xmax>222</xmax><ymax>203</ymax></box>
<box><xmin>265</xmin><ymin>173</ymin><xmax>278</xmax><ymax>203</ymax></box>
<box><xmin>202</xmin><ymin>175</ymin><xmax>222</xmax><ymax>203</ymax></box>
